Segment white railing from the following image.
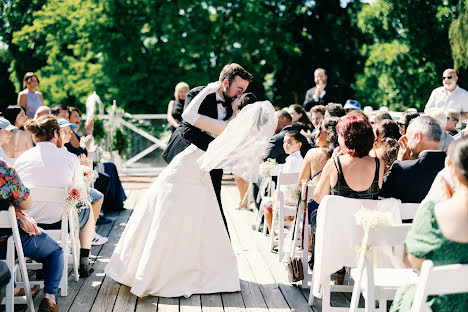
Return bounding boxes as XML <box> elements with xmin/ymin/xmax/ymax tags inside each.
<box><xmin>101</xmin><ymin>106</ymin><xmax>411</xmax><ymax>176</ymax></box>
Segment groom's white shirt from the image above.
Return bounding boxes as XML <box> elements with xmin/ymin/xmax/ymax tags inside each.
<box><xmin>215</xmin><ymin>92</ymin><xmax>227</xmax><ymax>120</ymax></box>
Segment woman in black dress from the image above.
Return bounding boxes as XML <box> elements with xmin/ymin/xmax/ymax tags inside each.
<box><xmin>167</xmin><ymin>82</ymin><xmax>189</xmax><ymax>131</ymax></box>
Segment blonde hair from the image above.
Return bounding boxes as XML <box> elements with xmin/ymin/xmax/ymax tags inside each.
<box><xmin>446</xmin><ymin>108</ymin><xmax>460</xmax><ymax>121</ymax></box>
<box><xmin>174</xmin><ymin>82</ymin><xmax>189</xmax><ymax>100</ymax></box>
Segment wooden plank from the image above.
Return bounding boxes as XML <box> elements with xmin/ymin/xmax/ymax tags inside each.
<box><xmin>237</xmin><ymin>255</ymin><xmax>268</xmax><ymax>312</ymax></box>
<box><xmin>90</xmin><ymin>275</ymin><xmax>120</xmax><ymax>312</ymax></box>
<box><xmin>68</xmin><ymin>209</ymin><xmax>132</xmax><ymax>312</ymax></box>
<box><xmin>113</xmin><ymin>285</ymin><xmax>138</xmax><ymax>312</ymax></box>
<box><xmin>222</xmin><ymin>188</ymin><xmax>291</xmax><ymax>312</ymax></box>
<box><xmin>135</xmin><ymin>296</ymin><xmax>158</xmax><ymax>312</ymax></box>
<box><xmin>180</xmin><ymin>295</ymin><xmax>202</xmax><ymax>312</ymax></box>
<box><xmin>221</xmin><ymin>292</ymin><xmax>247</xmax><ymax>312</ymax></box>
<box><xmin>157</xmin><ymin>297</ymin><xmax>179</xmax><ymax>312</ymax></box>
<box><xmin>201</xmin><ymin>294</ymin><xmax>224</xmax><ymax>312</ymax></box>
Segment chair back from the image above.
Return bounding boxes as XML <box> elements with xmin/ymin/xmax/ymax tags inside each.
<box><xmin>29</xmin><ymin>187</ymin><xmax>67</xmax><ymax>204</ymax></box>
<box><xmin>277</xmin><ymin>171</ymin><xmax>300</xmax><ymax>187</ymax></box>
<box><xmin>367</xmin><ymin>224</ymin><xmax>412</xmax><ymax>247</ymax></box>
<box><xmin>5</xmin><ymin>158</ymin><xmax>16</xmax><ymax>167</ymax></box>
<box><xmin>399</xmin><ymin>202</ymin><xmax>419</xmax><ymax>221</ymax></box>
<box><xmin>301</xmin><ymin>182</ymin><xmax>315</xmax><ymax>201</ymax></box>
<box><xmin>411</xmin><ymin>260</ymin><xmax>468</xmax><ymax>312</ymax></box>
<box><xmin>270</xmin><ymin>164</ymin><xmax>283</xmax><ymax>177</ymax></box>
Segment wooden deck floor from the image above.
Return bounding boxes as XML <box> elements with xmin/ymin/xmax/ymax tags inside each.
<box><xmin>21</xmin><ymin>176</ymin><xmax>352</xmax><ymax>312</ymax></box>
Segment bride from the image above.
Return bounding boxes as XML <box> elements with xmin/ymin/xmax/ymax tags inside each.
<box><xmin>105</xmin><ymin>81</ymin><xmax>277</xmax><ymax>298</ymax></box>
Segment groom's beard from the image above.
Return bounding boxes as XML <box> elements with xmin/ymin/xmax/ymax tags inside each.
<box><xmin>222</xmin><ymin>88</ymin><xmax>234</xmax><ymax>105</ymax></box>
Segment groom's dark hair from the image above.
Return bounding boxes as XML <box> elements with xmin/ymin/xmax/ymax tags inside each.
<box><xmin>219</xmin><ymin>63</ymin><xmax>253</xmax><ymax>84</ymax></box>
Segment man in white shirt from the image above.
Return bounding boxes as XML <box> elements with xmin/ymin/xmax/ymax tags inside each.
<box><xmin>0</xmin><ymin>118</ymin><xmax>17</xmax><ymax>161</ymax></box>
<box><xmin>425</xmin><ymin>68</ymin><xmax>468</xmax><ymax>119</ymax></box>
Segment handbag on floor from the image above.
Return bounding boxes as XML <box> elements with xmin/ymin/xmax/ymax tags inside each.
<box><xmin>286</xmin><ymin>186</ymin><xmax>308</xmax><ymax>282</ymax></box>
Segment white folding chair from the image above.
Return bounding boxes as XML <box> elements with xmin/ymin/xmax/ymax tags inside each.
<box><xmin>0</xmin><ymin>207</ymin><xmax>35</xmax><ymax>312</ymax></box>
<box><xmin>30</xmin><ymin>187</ymin><xmax>80</xmax><ymax>297</ymax></box>
<box><xmin>349</xmin><ymin>224</ymin><xmax>417</xmax><ymax>312</ymax></box>
<box><xmin>411</xmin><ymin>260</ymin><xmax>468</xmax><ymax>312</ymax></box>
<box><xmin>399</xmin><ymin>202</ymin><xmax>419</xmax><ymax>222</ymax></box>
<box><xmin>269</xmin><ymin>171</ymin><xmax>300</xmax><ymax>259</ymax></box>
<box><xmin>288</xmin><ymin>182</ymin><xmax>316</xmax><ymax>288</ymax></box>
<box><xmin>5</xmin><ymin>158</ymin><xmax>17</xmax><ymax>167</ymax></box>
<box><xmin>309</xmin><ymin>196</ymin><xmax>404</xmax><ymax>311</ymax></box>
<box><xmin>255</xmin><ymin>164</ymin><xmax>282</xmax><ymax>233</ymax></box>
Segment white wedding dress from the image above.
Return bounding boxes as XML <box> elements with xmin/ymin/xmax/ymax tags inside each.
<box><xmin>105</xmin><ymin>84</ymin><xmax>277</xmax><ymax>298</ymax></box>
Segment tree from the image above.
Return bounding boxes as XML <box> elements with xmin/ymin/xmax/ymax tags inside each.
<box><xmin>449</xmin><ymin>0</ymin><xmax>468</xmax><ymax>70</ymax></box>
<box><xmin>355</xmin><ymin>0</ymin><xmax>461</xmax><ymax>111</ymax></box>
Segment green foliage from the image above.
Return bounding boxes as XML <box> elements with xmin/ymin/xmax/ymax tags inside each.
<box><xmin>449</xmin><ymin>0</ymin><xmax>468</xmax><ymax>70</ymax></box>
<box><xmin>112</xmin><ymin>127</ymin><xmax>129</xmax><ymax>158</ymax></box>
<box><xmin>1</xmin><ymin>0</ymin><xmax>467</xmax><ymax>114</ymax></box>
<box><xmin>355</xmin><ymin>0</ymin><xmax>461</xmax><ymax>111</ymax></box>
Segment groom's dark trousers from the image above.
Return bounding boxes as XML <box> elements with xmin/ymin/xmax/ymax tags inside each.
<box><xmin>162</xmin><ymin>86</ymin><xmax>232</xmax><ymax>237</ymax></box>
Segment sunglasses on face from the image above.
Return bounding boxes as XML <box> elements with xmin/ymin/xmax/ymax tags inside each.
<box><xmin>397</xmin><ymin>122</ymin><xmax>404</xmax><ymax>127</ymax></box>
<box><xmin>442</xmin><ymin>76</ymin><xmax>453</xmax><ymax>80</ymax></box>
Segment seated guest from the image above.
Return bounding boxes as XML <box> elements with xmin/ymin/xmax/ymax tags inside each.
<box><xmin>371</xmin><ymin>119</ymin><xmax>401</xmax><ymax>156</ymax></box>
<box><xmin>298</xmin><ymin>117</ymin><xmax>339</xmax><ymax>267</ymax></box>
<box><xmin>369</xmin><ymin>111</ymin><xmax>393</xmax><ymax>125</ymax></box>
<box><xmin>314</xmin><ymin>113</ymin><xmax>385</xmax><ymax>203</ymax></box>
<box><xmin>0</xmin><ymin>118</ymin><xmax>17</xmax><ymax>161</ymax></box>
<box><xmin>307</xmin><ymin>105</ymin><xmax>326</xmax><ymax>146</ymax></box>
<box><xmin>313</xmin><ymin>113</ymin><xmax>385</xmax><ymax>283</ymax></box>
<box><xmin>0</xmin><ymin>160</ymin><xmax>63</xmax><ymax>311</ymax></box>
<box><xmin>374</xmin><ymin>138</ymin><xmax>399</xmax><ymax>172</ymax></box>
<box><xmin>445</xmin><ymin>108</ymin><xmax>460</xmax><ymax>136</ymax></box>
<box><xmin>58</xmin><ymin>118</ymin><xmax>108</xmax><ymax>246</ymax></box>
<box><xmin>67</xmin><ymin>106</ymin><xmax>127</xmax><ymax>214</ymax></box>
<box><xmin>397</xmin><ymin>111</ymin><xmax>420</xmax><ymax>136</ymax></box>
<box><xmin>380</xmin><ymin>116</ymin><xmax>446</xmax><ymax>203</ymax></box>
<box><xmin>426</xmin><ymin>107</ymin><xmax>454</xmax><ymax>152</ymax></box>
<box><xmin>343</xmin><ymin>99</ymin><xmax>362</xmax><ymax>114</ymax></box>
<box><xmin>2</xmin><ymin>105</ymin><xmax>34</xmax><ymax>158</ymax></box>
<box><xmin>287</xmin><ymin>104</ymin><xmax>313</xmax><ymax>132</ymax></box>
<box><xmin>14</xmin><ymin>115</ymin><xmax>95</xmax><ymax>277</ymax></box>
<box><xmin>390</xmin><ymin>137</ymin><xmax>468</xmax><ymax>312</ymax></box>
<box><xmin>264</xmin><ymin>130</ymin><xmax>304</xmax><ymax>233</ymax></box>
<box><xmin>262</xmin><ymin>110</ymin><xmax>310</xmax><ymax>164</ymax></box>
<box><xmin>325</xmin><ymin>103</ymin><xmax>345</xmax><ymax>118</ymax></box>
<box><xmin>51</xmin><ymin>105</ymin><xmax>89</xmax><ymax>156</ymax></box>
<box><xmin>34</xmin><ymin>106</ymin><xmax>51</xmax><ymax>119</ymax></box>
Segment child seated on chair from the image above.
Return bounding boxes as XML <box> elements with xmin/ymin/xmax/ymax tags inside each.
<box><xmin>263</xmin><ymin>130</ymin><xmax>304</xmax><ymax>233</ymax></box>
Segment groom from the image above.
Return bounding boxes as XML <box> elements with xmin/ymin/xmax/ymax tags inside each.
<box><xmin>163</xmin><ymin>63</ymin><xmax>253</xmax><ymax>235</ymax></box>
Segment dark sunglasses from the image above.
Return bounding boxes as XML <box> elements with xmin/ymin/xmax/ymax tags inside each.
<box><xmin>397</xmin><ymin>122</ymin><xmax>404</xmax><ymax>127</ymax></box>
<box><xmin>442</xmin><ymin>76</ymin><xmax>453</xmax><ymax>80</ymax></box>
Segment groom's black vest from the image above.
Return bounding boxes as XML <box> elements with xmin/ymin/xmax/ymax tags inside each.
<box><xmin>163</xmin><ymin>86</ymin><xmax>233</xmax><ymax>163</ymax></box>
<box><xmin>162</xmin><ymin>86</ymin><xmax>233</xmax><ymax>237</ymax></box>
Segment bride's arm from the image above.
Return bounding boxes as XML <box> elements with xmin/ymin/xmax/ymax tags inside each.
<box><xmin>182</xmin><ymin>81</ymin><xmax>228</xmax><ymax>136</ymax></box>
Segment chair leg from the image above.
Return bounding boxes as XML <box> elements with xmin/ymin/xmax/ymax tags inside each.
<box><xmin>60</xmin><ymin>237</ymin><xmax>68</xmax><ymax>297</ymax></box>
<box><xmin>270</xmin><ymin>203</ymin><xmax>278</xmax><ymax>250</ymax></box>
<box><xmin>5</xmin><ymin>240</ymin><xmax>15</xmax><ymax>312</ymax></box>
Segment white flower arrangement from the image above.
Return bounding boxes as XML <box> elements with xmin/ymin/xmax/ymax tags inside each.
<box><xmin>258</xmin><ymin>158</ymin><xmax>277</xmax><ymax>178</ymax></box>
<box><xmin>81</xmin><ymin>165</ymin><xmax>99</xmax><ymax>185</ymax></box>
<box><xmin>285</xmin><ymin>184</ymin><xmax>301</xmax><ymax>206</ymax></box>
<box><xmin>64</xmin><ymin>185</ymin><xmax>92</xmax><ymax>213</ymax></box>
<box><xmin>354</xmin><ymin>208</ymin><xmax>392</xmax><ymax>231</ymax></box>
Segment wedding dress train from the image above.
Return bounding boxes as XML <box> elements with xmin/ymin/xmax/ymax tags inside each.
<box><xmin>105</xmin><ymin>144</ymin><xmax>240</xmax><ymax>297</ymax></box>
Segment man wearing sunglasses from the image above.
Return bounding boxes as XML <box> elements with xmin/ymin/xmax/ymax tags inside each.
<box><xmin>425</xmin><ymin>68</ymin><xmax>468</xmax><ymax>119</ymax></box>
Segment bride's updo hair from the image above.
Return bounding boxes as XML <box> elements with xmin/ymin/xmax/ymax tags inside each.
<box><xmin>237</xmin><ymin>92</ymin><xmax>258</xmax><ymax>111</ymax></box>
<box><xmin>25</xmin><ymin>115</ymin><xmax>60</xmax><ymax>142</ymax></box>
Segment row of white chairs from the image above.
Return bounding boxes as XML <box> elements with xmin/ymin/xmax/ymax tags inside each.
<box><xmin>1</xmin><ymin>187</ymin><xmax>79</xmax><ymax>312</ymax></box>
<box><xmin>254</xmin><ymin>166</ymin><xmax>468</xmax><ymax>312</ymax></box>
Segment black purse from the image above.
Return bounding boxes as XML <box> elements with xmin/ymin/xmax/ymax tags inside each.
<box><xmin>286</xmin><ymin>185</ymin><xmax>309</xmax><ymax>282</ymax></box>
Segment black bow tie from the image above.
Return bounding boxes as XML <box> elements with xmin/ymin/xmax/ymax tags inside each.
<box><xmin>217</xmin><ymin>100</ymin><xmax>228</xmax><ymax>108</ymax></box>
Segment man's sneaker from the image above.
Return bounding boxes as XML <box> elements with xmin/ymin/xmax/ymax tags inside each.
<box><xmin>92</xmin><ymin>233</ymin><xmax>109</xmax><ymax>246</ymax></box>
